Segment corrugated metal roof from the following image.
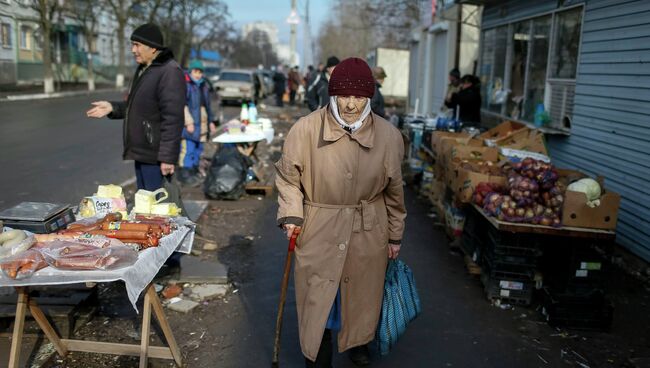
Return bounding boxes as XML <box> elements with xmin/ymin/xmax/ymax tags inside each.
<box><xmin>548</xmin><ymin>0</ymin><xmax>650</xmax><ymax>261</ymax></box>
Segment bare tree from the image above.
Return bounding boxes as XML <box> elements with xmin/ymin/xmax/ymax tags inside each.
<box><xmin>69</xmin><ymin>0</ymin><xmax>100</xmax><ymax>91</ymax></box>
<box><xmin>105</xmin><ymin>0</ymin><xmax>143</xmax><ymax>87</ymax></box>
<box><xmin>316</xmin><ymin>0</ymin><xmax>420</xmax><ymax>62</ymax></box>
<box><xmin>147</xmin><ymin>0</ymin><xmax>230</xmax><ymax>68</ymax></box>
<box><xmin>30</xmin><ymin>0</ymin><xmax>60</xmax><ymax>94</ymax></box>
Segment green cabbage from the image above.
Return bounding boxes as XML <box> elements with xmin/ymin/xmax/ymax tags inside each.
<box><xmin>568</xmin><ymin>178</ymin><xmax>602</xmax><ymax>207</ymax></box>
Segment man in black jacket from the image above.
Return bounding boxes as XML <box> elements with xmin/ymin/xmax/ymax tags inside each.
<box><xmin>445</xmin><ymin>75</ymin><xmax>482</xmax><ymax>128</ymax></box>
<box><xmin>306</xmin><ymin>56</ymin><xmax>339</xmax><ymax>111</ymax></box>
<box><xmin>87</xmin><ymin>23</ymin><xmax>185</xmax><ymax>191</ymax></box>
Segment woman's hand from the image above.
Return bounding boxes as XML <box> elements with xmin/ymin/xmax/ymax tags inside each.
<box><xmin>388</xmin><ymin>244</ymin><xmax>401</xmax><ymax>259</ymax></box>
<box><xmin>282</xmin><ymin>224</ymin><xmax>302</xmax><ymax>240</ymax></box>
<box><xmin>186</xmin><ymin>124</ymin><xmax>195</xmax><ymax>134</ymax></box>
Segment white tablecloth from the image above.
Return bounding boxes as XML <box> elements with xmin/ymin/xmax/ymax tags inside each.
<box><xmin>212</xmin><ymin>128</ymin><xmax>275</xmax><ymax>144</ymax></box>
<box><xmin>0</xmin><ymin>217</ymin><xmax>195</xmax><ymax>311</ymax></box>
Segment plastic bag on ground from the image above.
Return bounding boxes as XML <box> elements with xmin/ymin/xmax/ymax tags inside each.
<box><xmin>204</xmin><ymin>144</ymin><xmax>251</xmax><ymax>200</ymax></box>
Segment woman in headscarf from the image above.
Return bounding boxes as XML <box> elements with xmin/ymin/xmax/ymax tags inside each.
<box><xmin>275</xmin><ymin>57</ymin><xmax>407</xmax><ymax>367</ymax></box>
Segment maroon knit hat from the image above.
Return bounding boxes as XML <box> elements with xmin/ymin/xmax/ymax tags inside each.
<box><xmin>328</xmin><ymin>57</ymin><xmax>375</xmax><ymax>98</ymax></box>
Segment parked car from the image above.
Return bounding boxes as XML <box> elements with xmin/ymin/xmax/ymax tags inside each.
<box><xmin>204</xmin><ymin>66</ymin><xmax>222</xmax><ymax>85</ymax></box>
<box><xmin>214</xmin><ymin>69</ymin><xmax>256</xmax><ymax>104</ymax></box>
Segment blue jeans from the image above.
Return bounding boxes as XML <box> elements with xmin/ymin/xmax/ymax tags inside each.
<box><xmin>135</xmin><ymin>161</ymin><xmax>163</xmax><ymax>190</ymax></box>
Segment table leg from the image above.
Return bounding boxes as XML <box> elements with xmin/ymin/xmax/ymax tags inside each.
<box><xmin>148</xmin><ymin>286</ymin><xmax>183</xmax><ymax>367</ymax></box>
<box><xmin>8</xmin><ymin>287</ymin><xmax>28</xmax><ymax>368</ymax></box>
<box><xmin>28</xmin><ymin>299</ymin><xmax>68</xmax><ymax>357</ymax></box>
<box><xmin>139</xmin><ymin>285</ymin><xmax>153</xmax><ymax>368</ymax></box>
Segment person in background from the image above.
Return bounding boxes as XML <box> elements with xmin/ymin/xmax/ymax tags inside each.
<box><xmin>276</xmin><ymin>57</ymin><xmax>406</xmax><ymax>367</ymax></box>
<box><xmin>86</xmin><ymin>23</ymin><xmax>184</xmax><ymax>191</ymax></box>
<box><xmin>177</xmin><ymin>59</ymin><xmax>214</xmax><ymax>187</ymax></box>
<box><xmin>443</xmin><ymin>68</ymin><xmax>461</xmax><ymax>111</ymax></box>
<box><xmin>306</xmin><ymin>56</ymin><xmax>339</xmax><ymax>111</ymax></box>
<box><xmin>445</xmin><ymin>74</ymin><xmax>482</xmax><ymax>127</ymax></box>
<box><xmin>288</xmin><ymin>65</ymin><xmax>302</xmax><ymax>106</ymax></box>
<box><xmin>304</xmin><ymin>65</ymin><xmax>315</xmax><ymax>86</ymax></box>
<box><xmin>371</xmin><ymin>66</ymin><xmax>387</xmax><ymax>118</ymax></box>
<box><xmin>273</xmin><ymin>65</ymin><xmax>287</xmax><ymax>107</ymax></box>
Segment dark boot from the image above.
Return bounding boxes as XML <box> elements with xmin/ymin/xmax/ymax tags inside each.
<box><xmin>305</xmin><ymin>329</ymin><xmax>333</xmax><ymax>368</ymax></box>
<box><xmin>349</xmin><ymin>344</ymin><xmax>370</xmax><ymax>366</ymax></box>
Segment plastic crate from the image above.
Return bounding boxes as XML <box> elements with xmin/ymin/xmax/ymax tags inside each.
<box><xmin>540</xmin><ymin>243</ymin><xmax>606</xmax><ymax>293</ymax></box>
<box><xmin>486</xmin><ymin>226</ymin><xmax>541</xmax><ymax>249</ymax></box>
<box><xmin>481</xmin><ymin>252</ymin><xmax>537</xmax><ymax>280</ymax></box>
<box><xmin>485</xmin><ymin>229</ymin><xmax>542</xmax><ymax>258</ymax></box>
<box><xmin>481</xmin><ymin>273</ymin><xmax>534</xmax><ymax>306</ymax></box>
<box><xmin>540</xmin><ymin>287</ymin><xmax>613</xmax><ymax>331</ymax></box>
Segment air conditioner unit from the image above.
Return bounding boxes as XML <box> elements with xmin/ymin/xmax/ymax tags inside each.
<box><xmin>548</xmin><ymin>79</ymin><xmax>575</xmax><ymax>129</ymax></box>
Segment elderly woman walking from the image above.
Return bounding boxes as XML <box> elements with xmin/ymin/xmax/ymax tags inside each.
<box><xmin>275</xmin><ymin>57</ymin><xmax>407</xmax><ymax>367</ymax></box>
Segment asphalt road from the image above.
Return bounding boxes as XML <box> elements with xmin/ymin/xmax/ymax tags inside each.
<box><xmin>0</xmin><ymin>92</ymin><xmax>236</xmax><ymax>210</ymax></box>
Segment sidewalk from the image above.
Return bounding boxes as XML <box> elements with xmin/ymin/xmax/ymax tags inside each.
<box><xmin>0</xmin><ymin>82</ymin><xmax>122</xmax><ymax>101</ymax></box>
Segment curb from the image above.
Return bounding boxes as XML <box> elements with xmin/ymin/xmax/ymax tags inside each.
<box><xmin>2</xmin><ymin>88</ymin><xmax>125</xmax><ymax>102</ymax></box>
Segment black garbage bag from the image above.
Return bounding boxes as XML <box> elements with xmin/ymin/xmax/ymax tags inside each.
<box><xmin>204</xmin><ymin>145</ymin><xmax>251</xmax><ymax>200</ymax></box>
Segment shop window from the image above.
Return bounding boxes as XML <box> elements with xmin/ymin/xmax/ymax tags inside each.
<box><xmin>479</xmin><ymin>6</ymin><xmax>582</xmax><ymax>131</ymax></box>
<box><xmin>507</xmin><ymin>20</ymin><xmax>530</xmax><ymax>119</ymax></box>
<box><xmin>550</xmin><ymin>7</ymin><xmax>582</xmax><ymax>79</ymax></box>
<box><xmin>20</xmin><ymin>25</ymin><xmax>32</xmax><ymax>50</ymax></box>
<box><xmin>480</xmin><ymin>25</ymin><xmax>508</xmax><ymax>113</ymax></box>
<box><xmin>1</xmin><ymin>23</ymin><xmax>11</xmax><ymax>48</ymax></box>
<box><xmin>523</xmin><ymin>16</ymin><xmax>551</xmax><ymax>122</ymax></box>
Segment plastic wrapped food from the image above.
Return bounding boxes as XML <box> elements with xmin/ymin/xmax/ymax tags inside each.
<box><xmin>0</xmin><ymin>249</ymin><xmax>47</xmax><ymax>279</ymax></box>
<box><xmin>39</xmin><ymin>242</ymin><xmax>138</xmax><ymax>271</ymax></box>
<box><xmin>0</xmin><ymin>231</ymin><xmax>35</xmax><ymax>260</ymax></box>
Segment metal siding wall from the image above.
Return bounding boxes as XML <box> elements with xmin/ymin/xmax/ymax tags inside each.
<box><xmin>482</xmin><ymin>0</ymin><xmax>557</xmax><ymax>29</ymax></box>
<box><xmin>547</xmin><ymin>0</ymin><xmax>650</xmax><ymax>261</ymax></box>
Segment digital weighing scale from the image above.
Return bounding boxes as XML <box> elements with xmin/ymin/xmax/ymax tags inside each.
<box><xmin>0</xmin><ymin>202</ymin><xmax>76</xmax><ymax>233</ymax></box>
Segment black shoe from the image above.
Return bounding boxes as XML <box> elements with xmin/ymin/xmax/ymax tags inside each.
<box><xmin>349</xmin><ymin>344</ymin><xmax>370</xmax><ymax>366</ymax></box>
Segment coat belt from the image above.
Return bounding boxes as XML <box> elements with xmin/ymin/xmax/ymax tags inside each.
<box><xmin>304</xmin><ymin>197</ymin><xmax>381</xmax><ymax>232</ymax></box>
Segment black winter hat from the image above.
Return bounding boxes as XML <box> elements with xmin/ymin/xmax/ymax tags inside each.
<box><xmin>130</xmin><ymin>23</ymin><xmax>164</xmax><ymax>49</ymax></box>
<box><xmin>325</xmin><ymin>56</ymin><xmax>340</xmax><ymax>69</ymax></box>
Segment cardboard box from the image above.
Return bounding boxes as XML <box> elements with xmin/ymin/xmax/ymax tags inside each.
<box><xmin>449</xmin><ymin>166</ymin><xmax>507</xmax><ymax>203</ymax></box>
<box><xmin>479</xmin><ymin>121</ymin><xmax>527</xmax><ymax>146</ymax></box>
<box><xmin>430</xmin><ymin>178</ymin><xmax>446</xmax><ymax>203</ymax></box>
<box><xmin>445</xmin><ymin>146</ymin><xmax>499</xmax><ymax>167</ymax></box>
<box><xmin>562</xmin><ymin>188</ymin><xmax>621</xmax><ymax>230</ymax></box>
<box><xmin>439</xmin><ymin>137</ymin><xmax>483</xmax><ymax>168</ymax></box>
<box><xmin>443</xmin><ymin>146</ymin><xmax>500</xmax><ymax>189</ymax></box>
<box><xmin>431</xmin><ymin>131</ymin><xmax>470</xmax><ymax>154</ymax></box>
<box><xmin>498</xmin><ymin>129</ymin><xmax>548</xmax><ymax>155</ymax></box>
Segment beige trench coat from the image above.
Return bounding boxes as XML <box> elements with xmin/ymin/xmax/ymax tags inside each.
<box><xmin>275</xmin><ymin>107</ymin><xmax>406</xmax><ymax>360</ymax></box>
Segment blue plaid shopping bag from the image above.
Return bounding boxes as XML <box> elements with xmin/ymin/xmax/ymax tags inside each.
<box><xmin>375</xmin><ymin>259</ymin><xmax>421</xmax><ymax>356</ymax></box>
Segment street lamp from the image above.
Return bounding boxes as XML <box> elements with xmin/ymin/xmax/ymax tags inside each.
<box><xmin>286</xmin><ymin>6</ymin><xmax>300</xmax><ymax>67</ymax></box>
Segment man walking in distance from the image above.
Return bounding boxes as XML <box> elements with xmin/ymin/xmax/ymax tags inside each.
<box><xmin>86</xmin><ymin>23</ymin><xmax>185</xmax><ymax>191</ymax></box>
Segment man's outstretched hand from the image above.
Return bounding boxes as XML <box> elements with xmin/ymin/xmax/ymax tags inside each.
<box><xmin>86</xmin><ymin>101</ymin><xmax>113</xmax><ymax>118</ymax></box>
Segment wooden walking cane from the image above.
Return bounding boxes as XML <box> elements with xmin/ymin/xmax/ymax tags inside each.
<box><xmin>271</xmin><ymin>227</ymin><xmax>301</xmax><ymax>367</ymax></box>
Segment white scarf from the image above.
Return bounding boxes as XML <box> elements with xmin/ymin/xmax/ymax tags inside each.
<box><xmin>329</xmin><ymin>96</ymin><xmax>371</xmax><ymax>133</ymax></box>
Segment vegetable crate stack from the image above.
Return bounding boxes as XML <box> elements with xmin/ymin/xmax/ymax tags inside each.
<box><xmin>538</xmin><ymin>237</ymin><xmax>613</xmax><ymax>330</ymax></box>
<box><xmin>463</xmin><ymin>208</ymin><xmax>542</xmax><ymax>306</ymax></box>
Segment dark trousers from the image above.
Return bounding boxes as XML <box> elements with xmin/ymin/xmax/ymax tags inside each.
<box><xmin>305</xmin><ymin>329</ymin><xmax>332</xmax><ymax>368</ymax></box>
<box><xmin>289</xmin><ymin>90</ymin><xmax>297</xmax><ymax>105</ymax></box>
<box><xmin>275</xmin><ymin>92</ymin><xmax>284</xmax><ymax>107</ymax></box>
<box><xmin>135</xmin><ymin>161</ymin><xmax>163</xmax><ymax>190</ymax></box>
